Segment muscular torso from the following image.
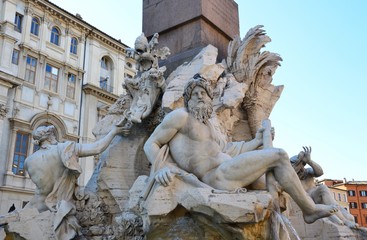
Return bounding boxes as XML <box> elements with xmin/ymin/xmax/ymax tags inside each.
<box><xmin>25</xmin><ymin>145</ymin><xmax>65</xmax><ymax>195</ymax></box>
<box><xmin>168</xmin><ymin>113</ymin><xmax>230</xmax><ymax>179</ymax></box>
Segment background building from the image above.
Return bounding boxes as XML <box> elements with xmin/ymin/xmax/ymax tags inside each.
<box><xmin>0</xmin><ymin>0</ymin><xmax>135</xmax><ymax>214</ymax></box>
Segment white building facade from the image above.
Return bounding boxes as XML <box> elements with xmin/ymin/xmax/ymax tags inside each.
<box><xmin>0</xmin><ymin>0</ymin><xmax>135</xmax><ymax>214</ymax></box>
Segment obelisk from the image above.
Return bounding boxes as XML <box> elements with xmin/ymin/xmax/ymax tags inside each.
<box><xmin>143</xmin><ymin>0</ymin><xmax>239</xmax><ymax>74</ymax></box>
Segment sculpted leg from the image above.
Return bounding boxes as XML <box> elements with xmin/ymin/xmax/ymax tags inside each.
<box><xmin>271</xmin><ymin>152</ymin><xmax>337</xmax><ymax>223</ymax></box>
<box><xmin>204</xmin><ymin>148</ymin><xmax>287</xmax><ymax>190</ymax></box>
<box><xmin>310</xmin><ymin>186</ymin><xmax>358</xmax><ymax>228</ymax></box>
<box><xmin>203</xmin><ymin>147</ymin><xmax>337</xmax><ymax>223</ymax></box>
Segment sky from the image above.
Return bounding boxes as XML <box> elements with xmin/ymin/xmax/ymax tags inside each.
<box><xmin>50</xmin><ymin>1</ymin><xmax>367</xmax><ymax>181</ymax></box>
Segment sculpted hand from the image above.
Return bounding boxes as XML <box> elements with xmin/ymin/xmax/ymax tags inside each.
<box><xmin>255</xmin><ymin>127</ymin><xmax>265</xmax><ymax>141</ymax></box>
<box><xmin>155</xmin><ymin>167</ymin><xmax>174</xmax><ymax>187</ymax></box>
<box><xmin>114</xmin><ymin>119</ymin><xmax>133</xmax><ymax>136</ymax></box>
<box><xmin>302</xmin><ymin>146</ymin><xmax>312</xmax><ymax>163</ymax></box>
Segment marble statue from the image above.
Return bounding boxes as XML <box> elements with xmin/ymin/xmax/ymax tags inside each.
<box><xmin>121</xmin><ymin>33</ymin><xmax>170</xmax><ymax>127</ymax></box>
<box><xmin>4</xmin><ymin>26</ymin><xmax>366</xmax><ymax>239</ymax></box>
<box><xmin>23</xmin><ymin>124</ymin><xmax>124</xmax><ymax>239</ymax></box>
<box><xmin>291</xmin><ymin>146</ymin><xmax>358</xmax><ymax>228</ymax></box>
<box><xmin>144</xmin><ymin>74</ymin><xmax>337</xmax><ymax>225</ymax></box>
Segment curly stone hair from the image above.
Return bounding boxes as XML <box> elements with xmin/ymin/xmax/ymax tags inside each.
<box><xmin>32</xmin><ymin>125</ymin><xmax>55</xmax><ymax>145</ymax></box>
<box><xmin>183</xmin><ymin>74</ymin><xmax>213</xmax><ymax>108</ymax></box>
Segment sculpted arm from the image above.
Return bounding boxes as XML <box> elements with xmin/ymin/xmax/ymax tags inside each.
<box><xmin>77</xmin><ymin>126</ymin><xmax>123</xmax><ymax>157</ymax></box>
<box><xmin>226</xmin><ymin>127</ymin><xmax>264</xmax><ymax>154</ymax></box>
<box><xmin>301</xmin><ymin>146</ymin><xmax>324</xmax><ymax>177</ymax></box>
<box><xmin>144</xmin><ymin>109</ymin><xmax>188</xmax><ymax>164</ymax></box>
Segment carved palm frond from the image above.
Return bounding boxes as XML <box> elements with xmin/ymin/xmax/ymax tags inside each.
<box><xmin>226</xmin><ymin>25</ymin><xmax>283</xmax><ymax>136</ymax></box>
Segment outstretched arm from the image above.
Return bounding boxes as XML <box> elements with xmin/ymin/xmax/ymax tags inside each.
<box><xmin>77</xmin><ymin>125</ymin><xmax>124</xmax><ymax>157</ymax></box>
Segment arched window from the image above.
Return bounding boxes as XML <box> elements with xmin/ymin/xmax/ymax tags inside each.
<box><xmin>50</xmin><ymin>27</ymin><xmax>60</xmax><ymax>45</ymax></box>
<box><xmin>30</xmin><ymin>17</ymin><xmax>40</xmax><ymax>36</ymax></box>
<box><xmin>101</xmin><ymin>56</ymin><xmax>109</xmax><ymax>70</ymax></box>
<box><xmin>70</xmin><ymin>37</ymin><xmax>78</xmax><ymax>54</ymax></box>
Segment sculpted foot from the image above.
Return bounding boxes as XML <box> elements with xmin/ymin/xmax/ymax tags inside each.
<box><xmin>344</xmin><ymin>220</ymin><xmax>359</xmax><ymax>229</ymax></box>
<box><xmin>328</xmin><ymin>215</ymin><xmax>344</xmax><ymax>225</ymax></box>
<box><xmin>303</xmin><ymin>204</ymin><xmax>338</xmax><ymax>224</ymax></box>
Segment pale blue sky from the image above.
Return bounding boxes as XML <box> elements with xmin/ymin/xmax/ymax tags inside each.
<box><xmin>52</xmin><ymin>1</ymin><xmax>367</xmax><ymax>181</ymax></box>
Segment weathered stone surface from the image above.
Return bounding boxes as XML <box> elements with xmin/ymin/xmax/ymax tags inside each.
<box><xmin>6</xmin><ymin>208</ymin><xmax>55</xmax><ymax>240</ymax></box>
<box><xmin>162</xmin><ymin>44</ymin><xmax>219</xmax><ymax>111</ymax></box>
<box><xmin>126</xmin><ymin>175</ymin><xmax>274</xmax><ymax>239</ymax></box>
<box><xmin>0</xmin><ymin>227</ymin><xmax>6</xmax><ymax>240</ymax></box>
<box><xmin>288</xmin><ymin>199</ymin><xmax>367</xmax><ymax>240</ymax></box>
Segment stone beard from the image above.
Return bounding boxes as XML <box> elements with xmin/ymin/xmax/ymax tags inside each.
<box><xmin>187</xmin><ymin>98</ymin><xmax>213</xmax><ymax>124</ymax></box>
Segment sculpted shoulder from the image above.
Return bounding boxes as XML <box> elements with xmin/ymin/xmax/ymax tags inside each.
<box><xmin>162</xmin><ymin>108</ymin><xmax>189</xmax><ymax>128</ymax></box>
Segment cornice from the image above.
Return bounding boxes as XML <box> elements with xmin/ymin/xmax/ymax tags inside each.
<box><xmin>27</xmin><ymin>0</ymin><xmax>129</xmax><ymax>52</ymax></box>
<box><xmin>83</xmin><ymin>83</ymin><xmax>118</xmax><ymax>104</ymax></box>
<box><xmin>0</xmin><ymin>71</ymin><xmax>22</xmax><ymax>88</ymax></box>
<box><xmin>0</xmin><ymin>185</ymin><xmax>35</xmax><ymax>194</ymax></box>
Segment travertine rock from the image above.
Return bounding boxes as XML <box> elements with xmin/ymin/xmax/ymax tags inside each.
<box><xmin>288</xmin><ymin>199</ymin><xmax>367</xmax><ymax>240</ymax></box>
<box><xmin>0</xmin><ymin>227</ymin><xmax>6</xmax><ymax>240</ymax></box>
<box><xmin>126</xmin><ymin>175</ymin><xmax>274</xmax><ymax>239</ymax></box>
<box><xmin>162</xmin><ymin>44</ymin><xmax>219</xmax><ymax>112</ymax></box>
<box><xmin>5</xmin><ymin>208</ymin><xmax>55</xmax><ymax>240</ymax></box>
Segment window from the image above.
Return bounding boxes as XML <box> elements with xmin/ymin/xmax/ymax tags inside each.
<box><xmin>100</xmin><ymin>77</ymin><xmax>108</xmax><ymax>91</ymax></box>
<box><xmin>360</xmin><ymin>190</ymin><xmax>367</xmax><ymax>197</ymax></box>
<box><xmin>70</xmin><ymin>37</ymin><xmax>78</xmax><ymax>54</ymax></box>
<box><xmin>66</xmin><ymin>73</ymin><xmax>76</xmax><ymax>99</ymax></box>
<box><xmin>354</xmin><ymin>216</ymin><xmax>358</xmax><ymax>223</ymax></box>
<box><xmin>25</xmin><ymin>56</ymin><xmax>37</xmax><ymax>84</ymax></box>
<box><xmin>343</xmin><ymin>194</ymin><xmax>346</xmax><ymax>202</ymax></box>
<box><xmin>50</xmin><ymin>27</ymin><xmax>60</xmax><ymax>45</ymax></box>
<box><xmin>100</xmin><ymin>56</ymin><xmax>113</xmax><ymax>92</ymax></box>
<box><xmin>14</xmin><ymin>13</ymin><xmax>23</xmax><ymax>32</ymax></box>
<box><xmin>12</xmin><ymin>49</ymin><xmax>20</xmax><ymax>65</ymax></box>
<box><xmin>12</xmin><ymin>132</ymin><xmax>29</xmax><ymax>175</ymax></box>
<box><xmin>30</xmin><ymin>17</ymin><xmax>40</xmax><ymax>36</ymax></box>
<box><xmin>126</xmin><ymin>62</ymin><xmax>132</xmax><ymax>68</ymax></box>
<box><xmin>350</xmin><ymin>202</ymin><xmax>357</xmax><ymax>209</ymax></box>
<box><xmin>45</xmin><ymin>64</ymin><xmax>59</xmax><ymax>92</ymax></box>
<box><xmin>101</xmin><ymin>57</ymin><xmax>108</xmax><ymax>69</ymax></box>
<box><xmin>338</xmin><ymin>193</ymin><xmax>341</xmax><ymax>201</ymax></box>
<box><xmin>362</xmin><ymin>203</ymin><xmax>367</xmax><ymax>209</ymax></box>
<box><xmin>348</xmin><ymin>190</ymin><xmax>356</xmax><ymax>196</ymax></box>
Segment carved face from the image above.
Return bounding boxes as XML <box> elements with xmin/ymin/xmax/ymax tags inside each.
<box><xmin>189</xmin><ymin>86</ymin><xmax>212</xmax><ymax>107</ymax></box>
<box><xmin>187</xmin><ymin>86</ymin><xmax>213</xmax><ymax>123</ymax></box>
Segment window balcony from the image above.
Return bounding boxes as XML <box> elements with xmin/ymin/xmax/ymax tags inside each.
<box><xmin>99</xmin><ymin>80</ymin><xmax>114</xmax><ymax>93</ymax></box>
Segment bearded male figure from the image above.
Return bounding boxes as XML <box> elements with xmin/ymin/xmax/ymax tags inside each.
<box><xmin>144</xmin><ymin>74</ymin><xmax>337</xmax><ymax>224</ymax></box>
